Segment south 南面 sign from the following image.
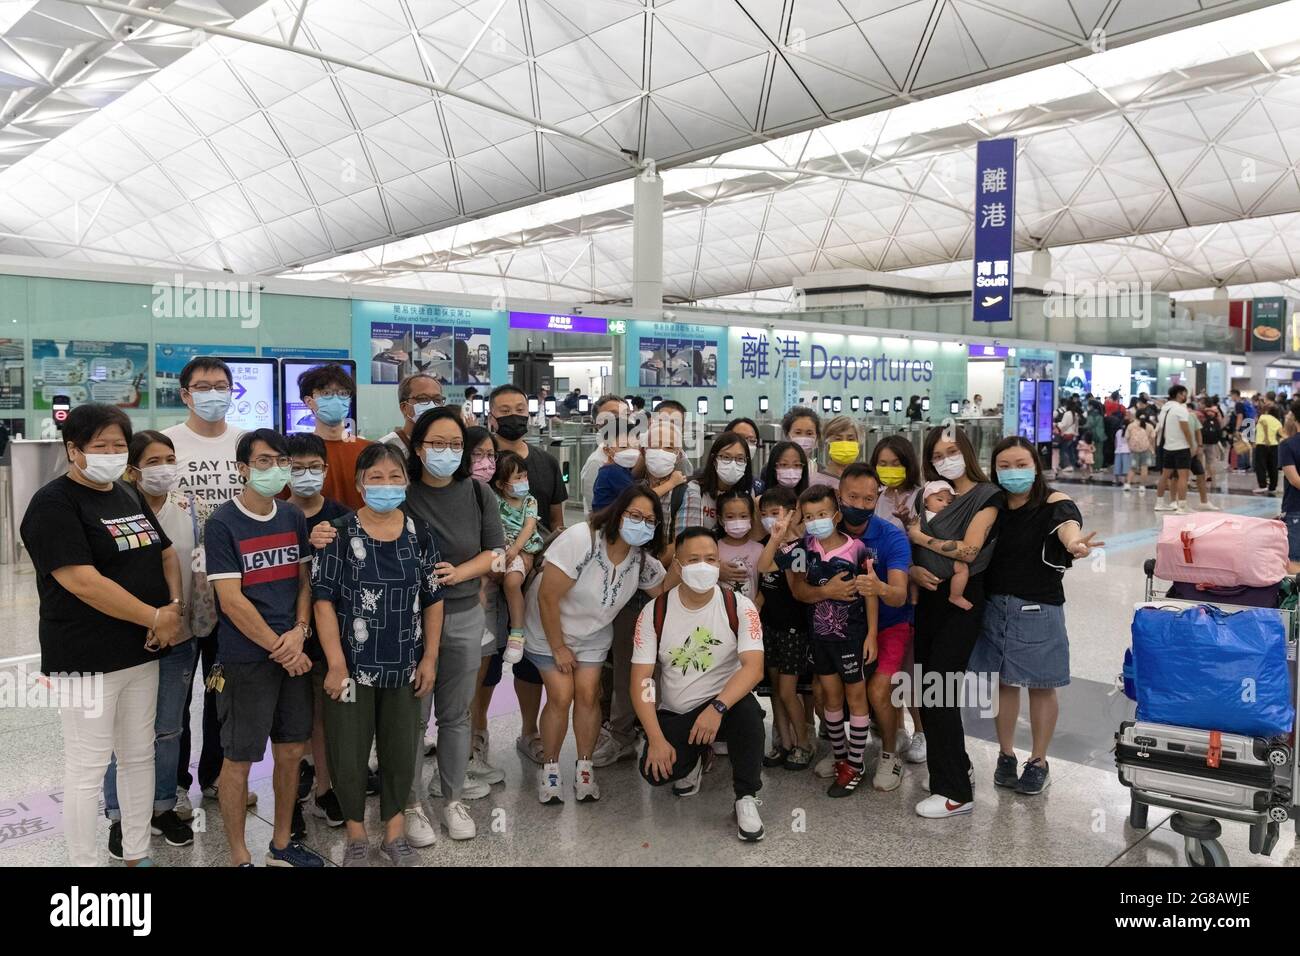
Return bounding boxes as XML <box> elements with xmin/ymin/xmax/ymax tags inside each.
<box><xmin>973</xmin><ymin>138</ymin><xmax>1017</xmax><ymax>323</ymax></box>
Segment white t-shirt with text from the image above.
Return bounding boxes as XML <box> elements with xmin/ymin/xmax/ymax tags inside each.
<box><xmin>1157</xmin><ymin>401</ymin><xmax>1190</xmax><ymax>451</ymax></box>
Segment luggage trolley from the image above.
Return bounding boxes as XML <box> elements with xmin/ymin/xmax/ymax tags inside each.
<box><xmin>1114</xmin><ymin>559</ymin><xmax>1300</xmax><ymax>867</ymax></box>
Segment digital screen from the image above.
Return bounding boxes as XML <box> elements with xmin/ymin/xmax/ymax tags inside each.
<box><xmin>893</xmin><ymin>397</ymin><xmax>903</xmax><ymax>412</ymax></box>
<box><xmin>821</xmin><ymin>396</ymin><xmax>832</xmax><ymax>413</ymax></box>
<box><xmin>832</xmin><ymin>397</ymin><xmax>842</xmax><ymax>413</ymax></box>
<box><xmin>696</xmin><ymin>397</ymin><xmax>708</xmax><ymax>415</ymax></box>
<box><xmin>949</xmin><ymin>400</ymin><xmax>960</xmax><ymax>414</ymax></box>
<box><xmin>544</xmin><ymin>398</ymin><xmax>557</xmax><ymax>416</ymax></box>
<box><xmin>472</xmin><ymin>397</ymin><xmax>486</xmax><ymax>415</ymax></box>
<box><xmin>758</xmin><ymin>395</ymin><xmax>769</xmax><ymax>413</ymax></box>
<box><xmin>850</xmin><ymin>397</ymin><xmax>860</xmax><ymax>412</ymax></box>
<box><xmin>528</xmin><ymin>397</ymin><xmax>539</xmax><ymax>414</ymax></box>
<box><xmin>864</xmin><ymin>397</ymin><xmax>874</xmax><ymax>412</ymax></box>
<box><xmin>723</xmin><ymin>395</ymin><xmax>735</xmax><ymax>413</ymax></box>
<box><xmin>921</xmin><ymin>397</ymin><xmax>931</xmax><ymax>412</ymax></box>
<box><xmin>281</xmin><ymin>359</ymin><xmax>357</xmax><ymax>435</ymax></box>
<box><xmin>1036</xmin><ymin>380</ymin><xmax>1056</xmax><ymax>445</ymax></box>
<box><xmin>219</xmin><ymin>357</ymin><xmax>278</xmax><ymax>431</ymax></box>
<box><xmin>577</xmin><ymin>396</ymin><xmax>590</xmax><ymax>414</ymax></box>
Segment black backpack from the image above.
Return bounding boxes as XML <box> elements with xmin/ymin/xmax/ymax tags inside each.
<box><xmin>1201</xmin><ymin>412</ymin><xmax>1224</xmax><ymax>446</ymax></box>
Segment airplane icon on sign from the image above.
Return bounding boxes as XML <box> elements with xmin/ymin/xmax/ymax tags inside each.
<box><xmin>981</xmin><ymin>295</ymin><xmax>1004</xmax><ymax>308</ymax></box>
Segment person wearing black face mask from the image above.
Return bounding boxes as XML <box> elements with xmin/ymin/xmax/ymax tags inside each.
<box><xmin>837</xmin><ymin>464</ymin><xmax>915</xmax><ymax>793</ymax></box>
<box><xmin>486</xmin><ymin>384</ymin><xmax>568</xmax><ymax>767</ymax></box>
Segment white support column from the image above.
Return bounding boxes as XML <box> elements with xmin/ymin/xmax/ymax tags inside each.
<box><xmin>632</xmin><ymin>163</ymin><xmax>664</xmax><ymax>311</ymax></box>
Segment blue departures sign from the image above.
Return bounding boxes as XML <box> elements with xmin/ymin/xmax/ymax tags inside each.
<box><xmin>973</xmin><ymin>138</ymin><xmax>1016</xmax><ymax>322</ymax></box>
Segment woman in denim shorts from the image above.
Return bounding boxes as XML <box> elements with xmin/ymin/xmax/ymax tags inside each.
<box><xmin>970</xmin><ymin>437</ymin><xmax>1102</xmax><ymax>796</ymax></box>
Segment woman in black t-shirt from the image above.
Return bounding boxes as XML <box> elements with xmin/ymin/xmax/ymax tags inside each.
<box><xmin>20</xmin><ymin>404</ymin><xmax>184</xmax><ymax>867</ymax></box>
<box><xmin>971</xmin><ymin>437</ymin><xmax>1102</xmax><ymax>797</ymax></box>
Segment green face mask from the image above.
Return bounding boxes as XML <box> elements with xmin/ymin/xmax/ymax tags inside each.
<box><xmin>247</xmin><ymin>464</ymin><xmax>290</xmax><ymax>497</ymax></box>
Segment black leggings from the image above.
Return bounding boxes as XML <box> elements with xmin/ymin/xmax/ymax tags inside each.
<box><xmin>1255</xmin><ymin>444</ymin><xmax>1279</xmax><ymax>492</ymax></box>
<box><xmin>913</xmin><ymin>574</ymin><xmax>987</xmax><ymax>803</ymax></box>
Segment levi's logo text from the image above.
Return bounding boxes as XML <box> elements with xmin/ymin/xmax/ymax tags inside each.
<box><xmin>239</xmin><ymin>532</ymin><xmax>300</xmax><ymax>585</ymax></box>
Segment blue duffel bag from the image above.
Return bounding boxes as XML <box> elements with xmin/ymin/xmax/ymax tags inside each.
<box><xmin>1131</xmin><ymin>604</ymin><xmax>1295</xmax><ymax>737</ymax></box>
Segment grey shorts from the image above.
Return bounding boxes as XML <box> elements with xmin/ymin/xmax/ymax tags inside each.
<box><xmin>968</xmin><ymin>593</ymin><xmax>1070</xmax><ymax>689</ymax></box>
<box><xmin>216</xmin><ymin>659</ymin><xmax>314</xmax><ymax>761</ymax></box>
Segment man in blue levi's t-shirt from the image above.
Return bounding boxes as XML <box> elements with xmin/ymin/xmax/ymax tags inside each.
<box><xmin>837</xmin><ymin>463</ymin><xmax>916</xmax><ymax>792</ymax></box>
<box><xmin>204</xmin><ymin>429</ymin><xmax>320</xmax><ymax>868</ymax></box>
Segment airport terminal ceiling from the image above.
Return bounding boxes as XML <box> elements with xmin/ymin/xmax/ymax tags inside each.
<box><xmin>0</xmin><ymin>0</ymin><xmax>1292</xmax><ymax>300</ymax></box>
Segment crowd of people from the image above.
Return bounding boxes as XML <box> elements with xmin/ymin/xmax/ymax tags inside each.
<box><xmin>23</xmin><ymin>359</ymin><xmax>1105</xmax><ymax>866</ymax></box>
<box><xmin>1052</xmin><ymin>385</ymin><xmax>1298</xmax><ymax>511</ymax></box>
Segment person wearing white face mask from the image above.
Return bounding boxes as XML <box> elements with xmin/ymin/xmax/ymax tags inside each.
<box><xmin>163</xmin><ymin>357</ymin><xmax>246</xmax><ymax>818</ymax></box>
<box><xmin>379</xmin><ymin>373</ymin><xmax>446</xmax><ymax>456</ymax></box>
<box><xmin>905</xmin><ymin>427</ymin><xmax>1003</xmax><ymax>820</ymax></box>
<box><xmin>21</xmin><ymin>405</ymin><xmax>185</xmax><ymax>867</ymax></box>
<box><xmin>523</xmin><ymin>484</ymin><xmax>671</xmax><ymax>804</ymax></box>
<box><xmin>782</xmin><ymin>406</ymin><xmax>822</xmax><ymax>470</ymax></box>
<box><xmin>631</xmin><ymin>527</ymin><xmax>766</xmax><ymax>841</ymax></box>
<box><xmin>101</xmin><ymin>430</ymin><xmax>198</xmax><ymax>858</ymax></box>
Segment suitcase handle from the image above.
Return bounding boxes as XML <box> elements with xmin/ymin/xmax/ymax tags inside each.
<box><xmin>1206</xmin><ymin>730</ymin><xmax>1222</xmax><ymax>769</ymax></box>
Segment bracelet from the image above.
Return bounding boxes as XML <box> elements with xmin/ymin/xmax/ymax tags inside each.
<box><xmin>152</xmin><ymin>607</ymin><xmax>160</xmax><ymax>630</ymax></box>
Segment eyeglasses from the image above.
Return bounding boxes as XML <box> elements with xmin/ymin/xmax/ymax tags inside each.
<box><xmin>470</xmin><ymin>450</ymin><xmax>496</xmax><ymax>462</ymax></box>
<box><xmin>717</xmin><ymin>453</ymin><xmax>748</xmax><ymax>465</ymax></box>
<box><xmin>290</xmin><ymin>464</ymin><xmax>325</xmax><ymax>476</ymax></box>
<box><xmin>251</xmin><ymin>456</ymin><xmax>291</xmax><ymax>469</ymax></box>
<box><xmin>316</xmin><ymin>389</ymin><xmax>352</xmax><ymax>400</ymax></box>
<box><xmin>624</xmin><ymin>510</ymin><xmax>657</xmax><ymax>526</ymax></box>
<box><xmin>410</xmin><ymin>395</ymin><xmax>445</xmax><ymax>407</ymax></box>
<box><xmin>421</xmin><ymin>439</ymin><xmax>464</xmax><ymax>452</ymax></box>
<box><xmin>186</xmin><ymin>383</ymin><xmax>231</xmax><ymax>394</ymax></box>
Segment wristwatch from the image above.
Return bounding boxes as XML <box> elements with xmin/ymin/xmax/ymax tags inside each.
<box><xmin>710</xmin><ymin>699</ymin><xmax>728</xmax><ymax>716</ymax></box>
<box><xmin>296</xmin><ymin>620</ymin><xmax>312</xmax><ymax>640</ymax></box>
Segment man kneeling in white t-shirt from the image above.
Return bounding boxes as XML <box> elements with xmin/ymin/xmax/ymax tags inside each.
<box><xmin>631</xmin><ymin>526</ymin><xmax>767</xmax><ymax>842</ymax></box>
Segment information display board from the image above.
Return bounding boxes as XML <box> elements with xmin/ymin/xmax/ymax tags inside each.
<box><xmin>220</xmin><ymin>357</ymin><xmax>278</xmax><ymax>431</ymax></box>
<box><xmin>155</xmin><ymin>343</ymin><xmax>256</xmax><ymax>410</ymax></box>
<box><xmin>33</xmin><ymin>339</ymin><xmax>148</xmax><ymax>409</ymax></box>
<box><xmin>281</xmin><ymin>358</ymin><xmax>357</xmax><ymax>434</ymax></box>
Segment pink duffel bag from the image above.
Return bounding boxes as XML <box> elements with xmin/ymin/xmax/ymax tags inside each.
<box><xmin>1155</xmin><ymin>513</ymin><xmax>1288</xmax><ymax>588</ymax></box>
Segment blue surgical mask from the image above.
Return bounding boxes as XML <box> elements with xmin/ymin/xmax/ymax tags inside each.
<box><xmin>510</xmin><ymin>480</ymin><xmax>530</xmax><ymax>499</ymax></box>
<box><xmin>363</xmin><ymin>484</ymin><xmax>407</xmax><ymax>513</ymax></box>
<box><xmin>423</xmin><ymin>447</ymin><xmax>462</xmax><ymax>479</ymax></box>
<box><xmin>620</xmin><ymin>517</ymin><xmax>654</xmax><ymax>547</ymax></box>
<box><xmin>805</xmin><ymin>517</ymin><xmax>835</xmax><ymax>540</ymax></box>
<box><xmin>289</xmin><ymin>471</ymin><xmax>324</xmax><ymax>498</ymax></box>
<box><xmin>997</xmin><ymin>468</ymin><xmax>1036</xmax><ymax>495</ymax></box>
<box><xmin>192</xmin><ymin>390</ymin><xmax>231</xmax><ymax>423</ymax></box>
<box><xmin>411</xmin><ymin>401</ymin><xmax>438</xmax><ymax>422</ymax></box>
<box><xmin>839</xmin><ymin>503</ymin><xmax>873</xmax><ymax>527</ymax></box>
<box><xmin>314</xmin><ymin>394</ymin><xmax>350</xmax><ymax>426</ymax></box>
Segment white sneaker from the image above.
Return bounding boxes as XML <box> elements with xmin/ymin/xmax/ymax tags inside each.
<box><xmin>503</xmin><ymin>632</ymin><xmax>525</xmax><ymax>665</ymax></box>
<box><xmin>915</xmin><ymin>793</ymin><xmax>974</xmax><ymax>818</ymax></box>
<box><xmin>1121</xmin><ymin>483</ymin><xmax>1131</xmax><ymax>493</ymax></box>
<box><xmin>1253</xmin><ymin>487</ymin><xmax>1269</xmax><ymax>495</ymax></box>
<box><xmin>423</xmin><ymin>735</ymin><xmax>437</xmax><ymax>757</ymax></box>
<box><xmin>538</xmin><ymin>763</ymin><xmax>564</xmax><ymax>805</ymax></box>
<box><xmin>174</xmin><ymin>787</ymin><xmax>194</xmax><ymax>821</ymax></box>
<box><xmin>515</xmin><ymin>733</ymin><xmax>544</xmax><ymax>765</ymax></box>
<box><xmin>1174</xmin><ymin>501</ymin><xmax>1189</xmax><ymax>514</ymax></box>
<box><xmin>403</xmin><ymin>805</ymin><xmax>437</xmax><ymax>848</ymax></box>
<box><xmin>442</xmin><ymin>801</ymin><xmax>477</xmax><ymax>840</ymax></box>
<box><xmin>735</xmin><ymin>796</ymin><xmax>765</xmax><ymax>842</ymax></box>
<box><xmin>905</xmin><ymin>731</ymin><xmax>928</xmax><ymax>764</ymax></box>
<box><xmin>427</xmin><ymin>761</ymin><xmax>491</xmax><ymax>800</ymax></box>
<box><xmin>1137</xmin><ymin>484</ymin><xmax>1147</xmax><ymax>494</ymax></box>
<box><xmin>574</xmin><ymin>760</ymin><xmax>600</xmax><ymax>802</ymax></box>
<box><xmin>466</xmin><ymin>750</ymin><xmax>505</xmax><ymax>785</ymax></box>
<box><xmin>1153</xmin><ymin>498</ymin><xmax>1174</xmax><ymax>512</ymax></box>
<box><xmin>814</xmin><ymin>753</ymin><xmax>838</xmax><ymax>778</ymax></box>
<box><xmin>873</xmin><ymin>751</ymin><xmax>904</xmax><ymax>791</ymax></box>
<box><xmin>672</xmin><ymin>757</ymin><xmax>704</xmax><ymax>796</ymax></box>
<box><xmin>592</xmin><ymin>725</ymin><xmax>638</xmax><ymax>768</ymax></box>
<box><xmin>895</xmin><ymin>729</ymin><xmax>911</xmax><ymax>755</ymax></box>
<box><xmin>1195</xmin><ymin>500</ymin><xmax>1222</xmax><ymax>511</ymax></box>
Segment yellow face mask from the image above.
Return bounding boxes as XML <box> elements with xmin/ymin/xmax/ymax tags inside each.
<box><xmin>828</xmin><ymin>440</ymin><xmax>859</xmax><ymax>465</ymax></box>
<box><xmin>876</xmin><ymin>465</ymin><xmax>907</xmax><ymax>487</ymax></box>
